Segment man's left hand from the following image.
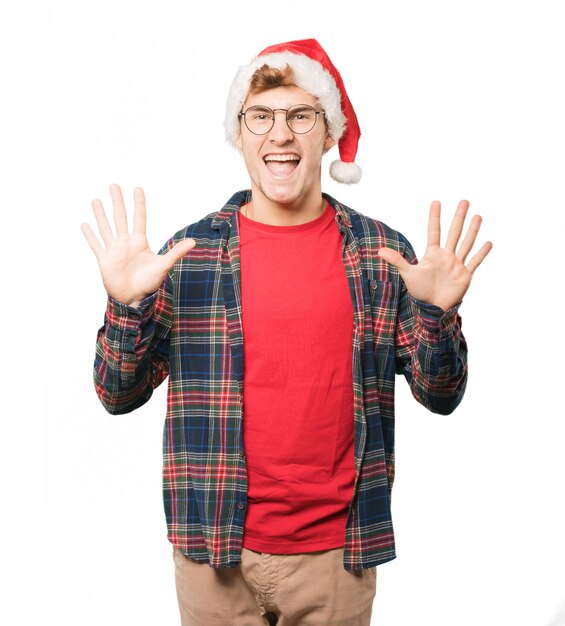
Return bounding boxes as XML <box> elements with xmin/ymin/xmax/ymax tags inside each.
<box><xmin>377</xmin><ymin>200</ymin><xmax>493</xmax><ymax>312</ymax></box>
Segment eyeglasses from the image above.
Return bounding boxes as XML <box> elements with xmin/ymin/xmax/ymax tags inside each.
<box><xmin>238</xmin><ymin>104</ymin><xmax>325</xmax><ymax>135</ymax></box>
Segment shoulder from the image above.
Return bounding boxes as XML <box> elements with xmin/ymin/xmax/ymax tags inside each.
<box><xmin>327</xmin><ymin>195</ymin><xmax>415</xmax><ymax>259</ymax></box>
<box><xmin>159</xmin><ymin>191</ymin><xmax>249</xmax><ymax>253</ymax></box>
<box><xmin>157</xmin><ymin>216</ymin><xmax>217</xmax><ymax>254</ymax></box>
<box><xmin>174</xmin><ymin>212</ymin><xmax>218</xmax><ymax>241</ymax></box>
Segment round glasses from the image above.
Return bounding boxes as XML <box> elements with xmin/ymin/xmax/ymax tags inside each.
<box><xmin>238</xmin><ymin>104</ymin><xmax>325</xmax><ymax>135</ymax></box>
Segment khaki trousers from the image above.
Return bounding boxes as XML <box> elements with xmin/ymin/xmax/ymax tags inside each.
<box><xmin>173</xmin><ymin>545</ymin><xmax>377</xmax><ymax>626</ymax></box>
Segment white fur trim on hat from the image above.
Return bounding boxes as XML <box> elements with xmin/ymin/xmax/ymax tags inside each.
<box><xmin>224</xmin><ymin>51</ymin><xmax>346</xmax><ymax>148</ymax></box>
<box><xmin>330</xmin><ymin>159</ymin><xmax>362</xmax><ymax>184</ymax></box>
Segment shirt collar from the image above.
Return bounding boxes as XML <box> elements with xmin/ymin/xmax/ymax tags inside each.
<box><xmin>211</xmin><ymin>190</ymin><xmax>352</xmax><ymax>231</ymax></box>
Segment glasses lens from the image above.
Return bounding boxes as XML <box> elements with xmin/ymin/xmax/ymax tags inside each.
<box><xmin>244</xmin><ymin>106</ymin><xmax>274</xmax><ymax>134</ymax></box>
<box><xmin>287</xmin><ymin>105</ymin><xmax>317</xmax><ymax>134</ymax></box>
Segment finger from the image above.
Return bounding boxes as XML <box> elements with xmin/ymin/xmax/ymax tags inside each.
<box><xmin>110</xmin><ymin>183</ymin><xmax>129</xmax><ymax>235</ymax></box>
<box><xmin>91</xmin><ymin>198</ymin><xmax>114</xmax><ymax>246</ymax></box>
<box><xmin>133</xmin><ymin>187</ymin><xmax>147</xmax><ymax>235</ymax></box>
<box><xmin>456</xmin><ymin>214</ymin><xmax>482</xmax><ymax>262</ymax></box>
<box><xmin>377</xmin><ymin>247</ymin><xmax>412</xmax><ymax>274</ymax></box>
<box><xmin>161</xmin><ymin>238</ymin><xmax>197</xmax><ymax>270</ymax></box>
<box><xmin>427</xmin><ymin>200</ymin><xmax>441</xmax><ymax>247</ymax></box>
<box><xmin>81</xmin><ymin>222</ymin><xmax>105</xmax><ymax>262</ymax></box>
<box><xmin>445</xmin><ymin>199</ymin><xmax>470</xmax><ymax>252</ymax></box>
<box><xmin>466</xmin><ymin>241</ymin><xmax>493</xmax><ymax>274</ymax></box>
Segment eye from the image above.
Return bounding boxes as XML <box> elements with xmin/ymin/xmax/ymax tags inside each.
<box><xmin>248</xmin><ymin>107</ymin><xmax>273</xmax><ymax>121</ymax></box>
<box><xmin>288</xmin><ymin>106</ymin><xmax>314</xmax><ymax>122</ymax></box>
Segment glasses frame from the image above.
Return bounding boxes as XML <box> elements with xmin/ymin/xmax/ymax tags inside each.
<box><xmin>238</xmin><ymin>104</ymin><xmax>326</xmax><ymax>136</ymax></box>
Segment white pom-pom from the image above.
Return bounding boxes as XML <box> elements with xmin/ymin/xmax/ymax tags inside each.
<box><xmin>329</xmin><ymin>160</ymin><xmax>362</xmax><ymax>184</ymax></box>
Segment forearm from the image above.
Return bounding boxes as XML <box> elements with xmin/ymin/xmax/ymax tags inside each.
<box><xmin>93</xmin><ymin>291</ymin><xmax>171</xmax><ymax>414</ymax></box>
<box><xmin>397</xmin><ymin>297</ymin><xmax>468</xmax><ymax>415</ymax></box>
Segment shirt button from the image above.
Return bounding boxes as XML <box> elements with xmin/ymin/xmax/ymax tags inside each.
<box><xmin>239</xmin><ymin>451</ymin><xmax>245</xmax><ymax>460</ymax></box>
<box><xmin>237</xmin><ymin>502</ymin><xmax>246</xmax><ymax>510</ymax></box>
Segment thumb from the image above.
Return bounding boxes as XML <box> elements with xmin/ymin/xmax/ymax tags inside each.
<box><xmin>161</xmin><ymin>237</ymin><xmax>196</xmax><ymax>269</ymax></box>
<box><xmin>377</xmin><ymin>247</ymin><xmax>411</xmax><ymax>273</ymax></box>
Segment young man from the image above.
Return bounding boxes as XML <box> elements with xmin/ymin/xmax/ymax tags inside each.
<box><xmin>82</xmin><ymin>39</ymin><xmax>492</xmax><ymax>626</ymax></box>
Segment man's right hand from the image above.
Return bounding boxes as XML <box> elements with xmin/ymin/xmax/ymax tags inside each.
<box><xmin>81</xmin><ymin>184</ymin><xmax>196</xmax><ymax>308</ymax></box>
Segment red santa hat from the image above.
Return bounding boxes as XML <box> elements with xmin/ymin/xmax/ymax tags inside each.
<box><xmin>224</xmin><ymin>38</ymin><xmax>362</xmax><ymax>184</ymax></box>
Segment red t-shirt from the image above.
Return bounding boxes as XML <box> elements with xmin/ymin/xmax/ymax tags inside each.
<box><xmin>238</xmin><ymin>202</ymin><xmax>356</xmax><ymax>554</ymax></box>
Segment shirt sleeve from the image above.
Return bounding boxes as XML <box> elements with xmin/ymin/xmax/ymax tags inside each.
<box><xmin>92</xmin><ymin>267</ymin><xmax>174</xmax><ymax>415</ymax></box>
<box><xmin>394</xmin><ymin>239</ymin><xmax>468</xmax><ymax>415</ymax></box>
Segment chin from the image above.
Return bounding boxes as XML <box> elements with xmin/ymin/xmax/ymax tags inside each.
<box><xmin>259</xmin><ymin>182</ymin><xmax>302</xmax><ymax>206</ymax></box>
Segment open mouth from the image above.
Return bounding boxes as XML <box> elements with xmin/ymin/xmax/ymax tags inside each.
<box><xmin>264</xmin><ymin>154</ymin><xmax>300</xmax><ymax>177</ymax></box>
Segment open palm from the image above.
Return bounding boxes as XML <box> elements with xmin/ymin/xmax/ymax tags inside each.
<box><xmin>81</xmin><ymin>184</ymin><xmax>196</xmax><ymax>307</ymax></box>
<box><xmin>377</xmin><ymin>200</ymin><xmax>492</xmax><ymax>311</ymax></box>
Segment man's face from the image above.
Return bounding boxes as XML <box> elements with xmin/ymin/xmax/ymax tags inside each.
<box><xmin>235</xmin><ymin>85</ymin><xmax>336</xmax><ymax>208</ymax></box>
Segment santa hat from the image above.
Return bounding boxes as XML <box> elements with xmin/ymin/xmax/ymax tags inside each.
<box><xmin>224</xmin><ymin>38</ymin><xmax>362</xmax><ymax>184</ymax></box>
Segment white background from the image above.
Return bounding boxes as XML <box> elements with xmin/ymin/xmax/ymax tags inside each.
<box><xmin>1</xmin><ymin>1</ymin><xmax>564</xmax><ymax>625</ymax></box>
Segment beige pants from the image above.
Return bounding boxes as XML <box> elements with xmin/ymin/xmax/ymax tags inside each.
<box><xmin>173</xmin><ymin>545</ymin><xmax>377</xmax><ymax>626</ymax></box>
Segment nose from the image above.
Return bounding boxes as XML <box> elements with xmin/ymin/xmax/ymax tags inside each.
<box><xmin>267</xmin><ymin>110</ymin><xmax>294</xmax><ymax>143</ymax></box>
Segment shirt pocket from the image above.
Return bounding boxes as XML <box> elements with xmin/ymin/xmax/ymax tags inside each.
<box><xmin>367</xmin><ymin>279</ymin><xmax>398</xmax><ymax>347</ymax></box>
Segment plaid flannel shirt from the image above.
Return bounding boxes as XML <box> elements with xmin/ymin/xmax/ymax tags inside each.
<box><xmin>93</xmin><ymin>190</ymin><xmax>467</xmax><ymax>570</ymax></box>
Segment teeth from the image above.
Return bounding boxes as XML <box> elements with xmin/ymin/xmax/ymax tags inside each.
<box><xmin>264</xmin><ymin>154</ymin><xmax>300</xmax><ymax>162</ymax></box>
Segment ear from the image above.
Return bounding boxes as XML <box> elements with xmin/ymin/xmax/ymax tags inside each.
<box><xmin>323</xmin><ymin>134</ymin><xmax>337</xmax><ymax>152</ymax></box>
<box><xmin>235</xmin><ymin>128</ymin><xmax>242</xmax><ymax>150</ymax></box>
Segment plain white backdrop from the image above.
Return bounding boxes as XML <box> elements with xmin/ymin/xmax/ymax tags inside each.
<box><xmin>1</xmin><ymin>1</ymin><xmax>564</xmax><ymax>624</ymax></box>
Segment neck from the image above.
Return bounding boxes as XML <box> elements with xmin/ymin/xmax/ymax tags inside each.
<box><xmin>243</xmin><ymin>186</ymin><xmax>326</xmax><ymax>226</ymax></box>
